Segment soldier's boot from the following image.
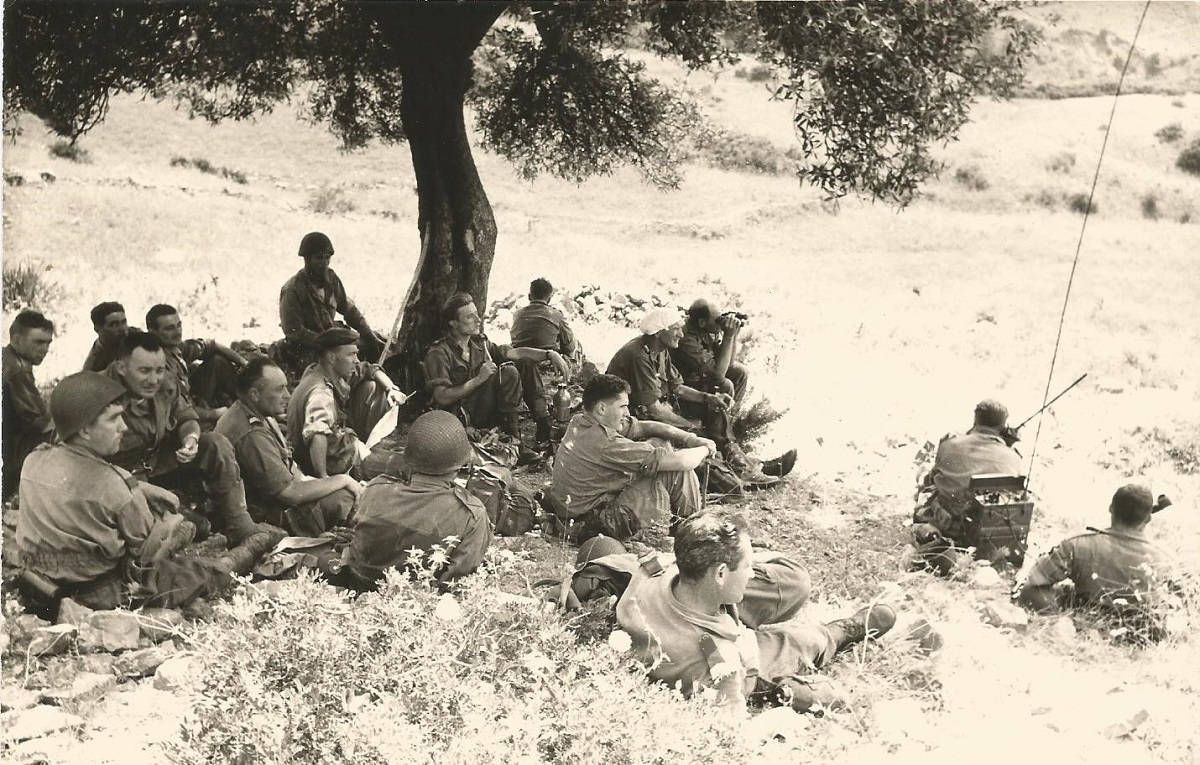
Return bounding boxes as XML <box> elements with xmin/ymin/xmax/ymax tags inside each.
<box><xmin>535</xmin><ymin>416</ymin><xmax>552</xmax><ymax>445</ymax></box>
<box><xmin>501</xmin><ymin>413</ymin><xmax>522</xmax><ymax>440</ymax></box>
<box><xmin>210</xmin><ymin>478</ymin><xmax>260</xmax><ymax>545</ymax></box>
<box><xmin>762</xmin><ymin>448</ymin><xmax>798</xmax><ymax>478</ymax></box>
<box><xmin>825</xmin><ymin>604</ymin><xmax>897</xmax><ymax>655</ymax></box>
<box><xmin>215</xmin><ymin>530</ymin><xmax>279</xmax><ymax>575</ymax></box>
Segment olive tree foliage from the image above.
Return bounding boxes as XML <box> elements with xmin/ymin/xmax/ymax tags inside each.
<box><xmin>3</xmin><ymin>0</ymin><xmax>1036</xmax><ymax>385</ymax></box>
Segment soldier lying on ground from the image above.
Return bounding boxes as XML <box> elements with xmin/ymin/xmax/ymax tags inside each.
<box><xmin>217</xmin><ymin>358</ymin><xmax>362</xmax><ymax>536</ymax></box>
<box><xmin>14</xmin><ymin>373</ymin><xmax>273</xmax><ymax>611</ymax></box>
<box><xmin>606</xmin><ymin>308</ymin><xmax>792</xmax><ymax>486</ymax></box>
<box><xmin>911</xmin><ymin>399</ymin><xmax>1023</xmax><ymax>575</ymax></box>
<box><xmin>287</xmin><ymin>327</ymin><xmax>404</xmax><ymax>479</ymax></box>
<box><xmin>1016</xmin><ymin>483</ymin><xmax>1183</xmax><ymax>643</ymax></box>
<box><xmin>615</xmin><ymin>511</ymin><xmax>896</xmax><ymax>712</ymax></box>
<box><xmin>2</xmin><ymin>310</ymin><xmax>54</xmax><ymax>500</ymax></box>
<box><xmin>103</xmin><ymin>331</ymin><xmax>281</xmax><ymax>547</ymax></box>
<box><xmin>146</xmin><ymin>303</ymin><xmax>247</xmax><ymax>429</ymax></box>
<box><xmin>426</xmin><ymin>292</ymin><xmax>570</xmax><ymax>456</ymax></box>
<box><xmin>278</xmin><ymin>231</ymin><xmax>388</xmax><ymax>379</ymax></box>
<box><xmin>337</xmin><ymin>410</ymin><xmax>492</xmax><ymax>590</ymax></box>
<box><xmin>82</xmin><ymin>300</ymin><xmax>131</xmax><ymax>373</ymax></box>
<box><xmin>547</xmin><ymin>374</ymin><xmax>713</xmax><ymax>543</ymax></box>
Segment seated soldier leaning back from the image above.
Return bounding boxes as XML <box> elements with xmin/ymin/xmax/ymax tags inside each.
<box><xmin>216</xmin><ymin>358</ymin><xmax>362</xmax><ymax>536</ymax></box>
<box><xmin>616</xmin><ymin>511</ymin><xmax>896</xmax><ymax>712</ymax></box>
<box><xmin>146</xmin><ymin>303</ymin><xmax>246</xmax><ymax>429</ymax></box>
<box><xmin>103</xmin><ymin>331</ymin><xmax>276</xmax><ymax>545</ymax></box>
<box><xmin>911</xmin><ymin>399</ymin><xmax>1023</xmax><ymax>572</ymax></box>
<box><xmin>606</xmin><ymin>308</ymin><xmax>792</xmax><ymax>484</ymax></box>
<box><xmin>549</xmin><ymin>374</ymin><xmax>714</xmax><ymax>543</ymax></box>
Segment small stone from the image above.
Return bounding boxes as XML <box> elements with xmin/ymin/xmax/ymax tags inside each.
<box><xmin>40</xmin><ymin>671</ymin><xmax>117</xmax><ymax>707</ymax></box>
<box><xmin>969</xmin><ymin>565</ymin><xmax>1003</xmax><ymax>589</ymax></box>
<box><xmin>56</xmin><ymin>598</ymin><xmax>94</xmax><ymax>627</ymax></box>
<box><xmin>904</xmin><ymin>618</ymin><xmax>944</xmax><ymax>654</ymax></box>
<box><xmin>29</xmin><ymin>625</ymin><xmax>77</xmax><ymax>657</ymax></box>
<box><xmin>981</xmin><ymin>600</ymin><xmax>1030</xmax><ymax>630</ymax></box>
<box><xmin>75</xmin><ymin>653</ymin><xmax>117</xmax><ymax>676</ymax></box>
<box><xmin>1049</xmin><ymin>615</ymin><xmax>1077</xmax><ymax>644</ymax></box>
<box><xmin>0</xmin><ymin>705</ymin><xmax>84</xmax><ymax>743</ymax></box>
<box><xmin>0</xmin><ymin>629</ymin><xmax>9</xmax><ymax>657</ymax></box>
<box><xmin>116</xmin><ymin>644</ymin><xmax>177</xmax><ymax>678</ymax></box>
<box><xmin>153</xmin><ymin>654</ymin><xmax>201</xmax><ymax>692</ymax></box>
<box><xmin>83</xmin><ymin>610</ymin><xmax>140</xmax><ymax>652</ymax></box>
<box><xmin>0</xmin><ymin>688</ymin><xmax>41</xmax><ymax>712</ymax></box>
<box><xmin>578</xmin><ymin>295</ymin><xmax>600</xmax><ymax>317</ymax></box>
<box><xmin>12</xmin><ymin>614</ymin><xmax>51</xmax><ymax>643</ymax></box>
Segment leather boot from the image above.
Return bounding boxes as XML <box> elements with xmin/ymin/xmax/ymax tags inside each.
<box><xmin>825</xmin><ymin>604</ymin><xmax>897</xmax><ymax>654</ymax></box>
<box><xmin>502</xmin><ymin>413</ymin><xmax>522</xmax><ymax>439</ymax></box>
<box><xmin>534</xmin><ymin>417</ymin><xmax>552</xmax><ymax>444</ymax></box>
<box><xmin>762</xmin><ymin>448</ymin><xmax>798</xmax><ymax>477</ymax></box>
<box><xmin>212</xmin><ymin>479</ymin><xmax>259</xmax><ymax>545</ymax></box>
<box><xmin>215</xmin><ymin>529</ymin><xmax>278</xmax><ymax>575</ymax></box>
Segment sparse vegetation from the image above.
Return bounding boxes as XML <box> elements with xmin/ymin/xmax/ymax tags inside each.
<box><xmin>734</xmin><ymin>63</ymin><xmax>775</xmax><ymax>83</ymax></box>
<box><xmin>1141</xmin><ymin>193</ymin><xmax>1159</xmax><ymax>220</ymax></box>
<box><xmin>48</xmin><ymin>138</ymin><xmax>90</xmax><ymax>163</ymax></box>
<box><xmin>1046</xmin><ymin>151</ymin><xmax>1076</xmax><ymax>174</ymax></box>
<box><xmin>1154</xmin><ymin>123</ymin><xmax>1184</xmax><ymax>144</ymax></box>
<box><xmin>1067</xmin><ymin>192</ymin><xmax>1098</xmax><ymax>214</ymax></box>
<box><xmin>2</xmin><ymin>260</ymin><xmax>65</xmax><ymax>313</ymax></box>
<box><xmin>170</xmin><ymin>156</ymin><xmax>248</xmax><ymax>184</ymax></box>
<box><xmin>1176</xmin><ymin>138</ymin><xmax>1200</xmax><ymax>177</ymax></box>
<box><xmin>308</xmin><ymin>184</ymin><xmax>357</xmax><ymax>215</ymax></box>
<box><xmin>953</xmin><ymin>164</ymin><xmax>989</xmax><ymax>191</ymax></box>
<box><xmin>691</xmin><ymin>130</ymin><xmax>801</xmax><ymax>176</ymax></box>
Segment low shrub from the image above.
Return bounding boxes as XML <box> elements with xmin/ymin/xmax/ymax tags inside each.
<box><xmin>48</xmin><ymin>139</ymin><xmax>90</xmax><ymax>163</ymax></box>
<box><xmin>2</xmin><ymin>261</ymin><xmax>65</xmax><ymax>313</ymax></box>
<box><xmin>1154</xmin><ymin>123</ymin><xmax>1183</xmax><ymax>144</ymax></box>
<box><xmin>734</xmin><ymin>63</ymin><xmax>774</xmax><ymax>83</ymax></box>
<box><xmin>170</xmin><ymin>156</ymin><xmax>249</xmax><ymax>184</ymax></box>
<box><xmin>1046</xmin><ymin>152</ymin><xmax>1075</xmax><ymax>174</ymax></box>
<box><xmin>1140</xmin><ymin>193</ymin><xmax>1159</xmax><ymax>220</ymax></box>
<box><xmin>308</xmin><ymin>184</ymin><xmax>357</xmax><ymax>215</ymax></box>
<box><xmin>692</xmin><ymin>130</ymin><xmax>799</xmax><ymax>175</ymax></box>
<box><xmin>953</xmin><ymin>165</ymin><xmax>989</xmax><ymax>191</ymax></box>
<box><xmin>1176</xmin><ymin>138</ymin><xmax>1200</xmax><ymax>177</ymax></box>
<box><xmin>1067</xmin><ymin>193</ymin><xmax>1097</xmax><ymax>215</ymax></box>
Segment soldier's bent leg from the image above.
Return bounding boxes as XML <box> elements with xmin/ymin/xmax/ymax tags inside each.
<box><xmin>513</xmin><ymin>357</ymin><xmax>552</xmax><ymax>441</ymax></box>
<box><xmin>657</xmin><ymin>469</ymin><xmax>702</xmax><ymax>523</ymax></box>
<box><xmin>726</xmin><ymin>362</ymin><xmax>749</xmax><ymax>407</ymax></box>
<box><xmin>192</xmin><ymin>432</ymin><xmax>260</xmax><ymax>543</ymax></box>
<box><xmin>740</xmin><ymin>555</ymin><xmax>812</xmax><ymax>628</ymax></box>
<box><xmin>348</xmin><ymin>378</ymin><xmax>390</xmax><ymax>441</ymax></box>
<box><xmin>190</xmin><ymin>356</ymin><xmax>239</xmax><ymax>409</ymax></box>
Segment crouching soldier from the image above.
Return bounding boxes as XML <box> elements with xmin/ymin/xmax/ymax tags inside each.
<box><xmin>548</xmin><ymin>374</ymin><xmax>712</xmax><ymax>543</ymax></box>
<box><xmin>216</xmin><ymin>358</ymin><xmax>362</xmax><ymax>536</ymax></box>
<box><xmin>14</xmin><ymin>373</ymin><xmax>265</xmax><ymax>611</ymax></box>
<box><xmin>339</xmin><ymin>411</ymin><xmax>491</xmax><ymax>590</ymax></box>
<box><xmin>1016</xmin><ymin>484</ymin><xmax>1183</xmax><ymax>643</ymax></box>
<box><xmin>616</xmin><ymin>511</ymin><xmax>896</xmax><ymax>712</ymax></box>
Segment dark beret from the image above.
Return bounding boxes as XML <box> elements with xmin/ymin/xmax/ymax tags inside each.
<box><xmin>312</xmin><ymin>326</ymin><xmax>360</xmax><ymax>350</ymax></box>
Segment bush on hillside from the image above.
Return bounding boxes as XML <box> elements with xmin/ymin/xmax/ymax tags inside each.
<box><xmin>1046</xmin><ymin>152</ymin><xmax>1075</xmax><ymax>174</ymax></box>
<box><xmin>1176</xmin><ymin>138</ymin><xmax>1200</xmax><ymax>177</ymax></box>
<box><xmin>169</xmin><ymin>568</ymin><xmax>753</xmax><ymax>765</ymax></box>
<box><xmin>1067</xmin><ymin>193</ymin><xmax>1097</xmax><ymax>215</ymax></box>
<box><xmin>308</xmin><ymin>184</ymin><xmax>357</xmax><ymax>215</ymax></box>
<box><xmin>2</xmin><ymin>261</ymin><xmax>65</xmax><ymax>313</ymax></box>
<box><xmin>48</xmin><ymin>139</ymin><xmax>90</xmax><ymax>163</ymax></box>
<box><xmin>734</xmin><ymin>64</ymin><xmax>774</xmax><ymax>83</ymax></box>
<box><xmin>1140</xmin><ymin>193</ymin><xmax>1159</xmax><ymax>220</ymax></box>
<box><xmin>1154</xmin><ymin>123</ymin><xmax>1184</xmax><ymax>144</ymax></box>
<box><xmin>170</xmin><ymin>156</ymin><xmax>249</xmax><ymax>184</ymax></box>
<box><xmin>952</xmin><ymin>165</ymin><xmax>989</xmax><ymax>191</ymax></box>
<box><xmin>692</xmin><ymin>130</ymin><xmax>801</xmax><ymax>176</ymax></box>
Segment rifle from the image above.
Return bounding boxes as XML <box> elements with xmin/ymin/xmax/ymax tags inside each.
<box><xmin>1001</xmin><ymin>372</ymin><xmax>1088</xmax><ymax>447</ymax></box>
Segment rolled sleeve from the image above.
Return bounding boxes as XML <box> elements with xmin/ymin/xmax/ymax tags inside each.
<box><xmin>180</xmin><ymin>338</ymin><xmax>216</xmax><ymax>364</ymax></box>
<box><xmin>600</xmin><ymin>438</ymin><xmax>662</xmax><ymax>477</ymax></box>
<box><xmin>423</xmin><ymin>346</ymin><xmax>454</xmax><ymax>390</ymax></box>
<box><xmin>302</xmin><ymin>385</ymin><xmax>339</xmax><ymax>442</ymax></box>
<box><xmin>487</xmin><ymin>340</ymin><xmax>511</xmax><ymax>364</ymax></box>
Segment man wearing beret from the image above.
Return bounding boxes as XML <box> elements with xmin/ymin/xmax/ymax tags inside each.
<box><xmin>217</xmin><ymin>357</ymin><xmax>362</xmax><ymax>535</ymax></box>
<box><xmin>340</xmin><ymin>410</ymin><xmax>492</xmax><ymax>589</ymax></box>
<box><xmin>278</xmin><ymin>231</ymin><xmax>387</xmax><ymax>379</ymax></box>
<box><xmin>425</xmin><ymin>292</ymin><xmax>570</xmax><ymax>450</ymax></box>
<box><xmin>103</xmin><ymin>331</ymin><xmax>275</xmax><ymax>546</ymax></box>
<box><xmin>606</xmin><ymin>308</ymin><xmax>790</xmax><ymax>485</ymax></box>
<box><xmin>14</xmin><ymin>373</ymin><xmax>259</xmax><ymax>610</ymax></box>
<box><xmin>1016</xmin><ymin>483</ymin><xmax>1182</xmax><ymax>642</ymax></box>
<box><xmin>287</xmin><ymin>326</ymin><xmax>405</xmax><ymax>479</ymax></box>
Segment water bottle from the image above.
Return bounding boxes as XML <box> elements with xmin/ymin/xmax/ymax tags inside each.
<box><xmin>553</xmin><ymin>384</ymin><xmax>572</xmax><ymax>422</ymax></box>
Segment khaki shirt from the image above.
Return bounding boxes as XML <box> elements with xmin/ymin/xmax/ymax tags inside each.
<box><xmin>16</xmin><ymin>443</ymin><xmax>155</xmax><ymax>584</ymax></box>
<box><xmin>2</xmin><ymin>345</ymin><xmax>52</xmax><ymax>488</ymax></box>
<box><xmin>510</xmin><ymin>300</ymin><xmax>576</xmax><ymax>354</ymax></box>
<box><xmin>279</xmin><ymin>267</ymin><xmax>373</xmax><ymax>346</ymax></box>
<box><xmin>104</xmin><ymin>364</ymin><xmax>198</xmax><ymax>475</ymax></box>
<box><xmin>606</xmin><ymin>335</ymin><xmax>683</xmax><ymax>410</ymax></box>
<box><xmin>929</xmin><ymin>428</ymin><xmax>1023</xmax><ymax>511</ymax></box>
<box><xmin>82</xmin><ymin>336</ymin><xmax>121</xmax><ymax>373</ymax></box>
<box><xmin>214</xmin><ymin>401</ymin><xmax>294</xmax><ymax>517</ymax></box>
<box><xmin>346</xmin><ymin>473</ymin><xmax>491</xmax><ymax>585</ymax></box>
<box><xmin>424</xmin><ymin>334</ymin><xmax>512</xmax><ymax>391</ymax></box>
<box><xmin>1023</xmin><ymin>527</ymin><xmax>1178</xmax><ymax>609</ymax></box>
<box><xmin>550</xmin><ymin>413</ymin><xmax>665</xmax><ymax>518</ymax></box>
<box><xmin>671</xmin><ymin>324</ymin><xmax>726</xmax><ymax>391</ymax></box>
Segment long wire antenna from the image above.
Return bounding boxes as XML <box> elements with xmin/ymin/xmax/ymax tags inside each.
<box><xmin>1025</xmin><ymin>0</ymin><xmax>1153</xmax><ymax>484</ymax></box>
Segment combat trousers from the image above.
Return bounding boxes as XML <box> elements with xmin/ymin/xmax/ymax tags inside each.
<box><xmin>459</xmin><ymin>363</ymin><xmax>525</xmax><ymax>430</ymax></box>
<box><xmin>150</xmin><ymin>431</ymin><xmax>259</xmax><ymax>542</ymax></box>
<box><xmin>738</xmin><ymin>555</ymin><xmax>835</xmax><ymax>676</ymax></box>
<box><xmin>282</xmin><ymin>486</ymin><xmax>357</xmax><ymax>537</ymax></box>
<box><xmin>189</xmin><ymin>356</ymin><xmax>239</xmax><ymax>410</ymax></box>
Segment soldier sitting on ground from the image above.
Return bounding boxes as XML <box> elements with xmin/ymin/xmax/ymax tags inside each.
<box><xmin>217</xmin><ymin>358</ymin><xmax>362</xmax><ymax>536</ymax></box>
<box><xmin>104</xmin><ymin>331</ymin><xmax>280</xmax><ymax>547</ymax></box>
<box><xmin>288</xmin><ymin>327</ymin><xmax>405</xmax><ymax>479</ymax></box>
<box><xmin>510</xmin><ymin>278</ymin><xmax>585</xmax><ymax>398</ymax></box>
<box><xmin>14</xmin><ymin>373</ymin><xmax>268</xmax><ymax>611</ymax></box>
<box><xmin>338</xmin><ymin>410</ymin><xmax>492</xmax><ymax>590</ymax></box>
<box><xmin>606</xmin><ymin>308</ymin><xmax>791</xmax><ymax>486</ymax></box>
<box><xmin>548</xmin><ymin>374</ymin><xmax>713</xmax><ymax>543</ymax></box>
<box><xmin>616</xmin><ymin>511</ymin><xmax>896</xmax><ymax>712</ymax></box>
<box><xmin>82</xmin><ymin>300</ymin><xmax>132</xmax><ymax>373</ymax></box>
<box><xmin>146</xmin><ymin>303</ymin><xmax>247</xmax><ymax>429</ymax></box>
<box><xmin>425</xmin><ymin>292</ymin><xmax>570</xmax><ymax>454</ymax></box>
<box><xmin>911</xmin><ymin>399</ymin><xmax>1024</xmax><ymax>574</ymax></box>
<box><xmin>1016</xmin><ymin>483</ymin><xmax>1183</xmax><ymax>643</ymax></box>
<box><xmin>2</xmin><ymin>310</ymin><xmax>55</xmax><ymax>500</ymax></box>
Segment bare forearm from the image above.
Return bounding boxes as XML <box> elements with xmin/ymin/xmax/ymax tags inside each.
<box><xmin>309</xmin><ymin>434</ymin><xmax>329</xmax><ymax>477</ymax></box>
<box><xmin>658</xmin><ymin>445</ymin><xmax>709</xmax><ymax>471</ymax></box>
<box><xmin>645</xmin><ymin>401</ymin><xmax>696</xmax><ymax>429</ymax></box>
<box><xmin>433</xmin><ymin>377</ymin><xmax>487</xmax><ymax>406</ymax></box>
<box><xmin>712</xmin><ymin>336</ymin><xmax>737</xmax><ymax>378</ymax></box>
<box><xmin>277</xmin><ymin>474</ymin><xmax>353</xmax><ymax>505</ymax></box>
<box><xmin>214</xmin><ymin>342</ymin><xmax>247</xmax><ymax>367</ymax></box>
<box><xmin>636</xmin><ymin>419</ymin><xmax>703</xmax><ymax>447</ymax></box>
